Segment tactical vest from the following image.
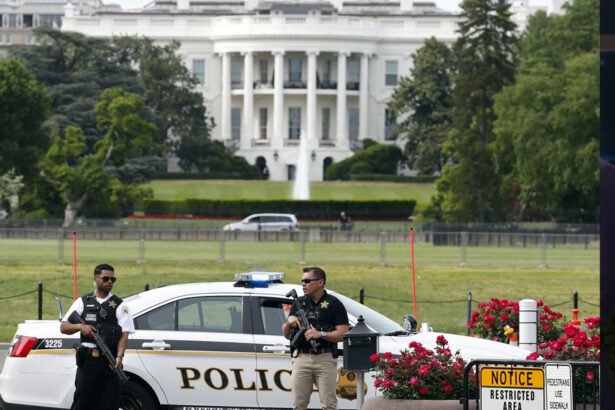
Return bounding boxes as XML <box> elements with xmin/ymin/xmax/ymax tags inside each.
<box><xmin>80</xmin><ymin>292</ymin><xmax>123</xmax><ymax>354</ymax></box>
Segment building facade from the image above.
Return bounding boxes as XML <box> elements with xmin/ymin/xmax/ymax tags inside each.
<box><xmin>60</xmin><ymin>0</ymin><xmax>551</xmax><ymax>180</ymax></box>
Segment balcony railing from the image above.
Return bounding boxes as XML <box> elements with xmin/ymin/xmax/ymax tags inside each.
<box><xmin>284</xmin><ymin>80</ymin><xmax>306</xmax><ymax>89</ymax></box>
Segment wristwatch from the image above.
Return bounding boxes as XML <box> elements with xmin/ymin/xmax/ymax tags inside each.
<box><xmin>320</xmin><ymin>331</ymin><xmax>328</xmax><ymax>338</ymax></box>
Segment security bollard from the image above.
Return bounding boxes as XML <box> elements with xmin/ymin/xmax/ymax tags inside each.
<box><xmin>519</xmin><ymin>299</ymin><xmax>537</xmax><ymax>352</ymax></box>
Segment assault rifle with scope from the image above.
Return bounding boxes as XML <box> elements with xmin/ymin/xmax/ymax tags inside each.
<box><xmin>285</xmin><ymin>289</ymin><xmax>318</xmax><ymax>351</ymax></box>
<box><xmin>68</xmin><ymin>311</ymin><xmax>128</xmax><ymax>383</ymax></box>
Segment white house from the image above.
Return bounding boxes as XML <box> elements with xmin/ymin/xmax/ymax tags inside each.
<box><xmin>58</xmin><ymin>0</ymin><xmax>555</xmax><ymax>180</ymax></box>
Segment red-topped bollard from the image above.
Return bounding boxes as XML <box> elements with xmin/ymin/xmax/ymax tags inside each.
<box><xmin>570</xmin><ymin>308</ymin><xmax>581</xmax><ymax>326</ymax></box>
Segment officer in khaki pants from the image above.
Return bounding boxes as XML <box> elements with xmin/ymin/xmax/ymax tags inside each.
<box><xmin>282</xmin><ymin>267</ymin><xmax>349</xmax><ymax>410</ymax></box>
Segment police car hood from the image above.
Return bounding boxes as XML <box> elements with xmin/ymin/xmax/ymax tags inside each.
<box><xmin>384</xmin><ymin>331</ymin><xmax>531</xmax><ymax>361</ymax></box>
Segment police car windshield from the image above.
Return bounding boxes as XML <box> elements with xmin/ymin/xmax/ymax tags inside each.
<box><xmin>333</xmin><ymin>292</ymin><xmax>405</xmax><ymax>335</ymax></box>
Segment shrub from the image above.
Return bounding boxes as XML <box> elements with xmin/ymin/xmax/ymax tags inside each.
<box><xmin>370</xmin><ymin>335</ymin><xmax>476</xmax><ymax>400</ymax></box>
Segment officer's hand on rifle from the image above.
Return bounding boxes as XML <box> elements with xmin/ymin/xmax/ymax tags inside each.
<box><xmin>304</xmin><ymin>325</ymin><xmax>321</xmax><ymax>341</ymax></box>
<box><xmin>79</xmin><ymin>324</ymin><xmax>96</xmax><ymax>339</ymax></box>
<box><xmin>115</xmin><ymin>356</ymin><xmax>123</xmax><ymax>369</ymax></box>
<box><xmin>286</xmin><ymin>315</ymin><xmax>301</xmax><ymax>329</ymax></box>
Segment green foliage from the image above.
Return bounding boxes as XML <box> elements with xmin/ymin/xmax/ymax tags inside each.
<box><xmin>39</xmin><ymin>90</ymin><xmax>158</xmax><ymax>225</ymax></box>
<box><xmin>493</xmin><ymin>0</ymin><xmax>599</xmax><ymax>222</ymax></box>
<box><xmin>143</xmin><ymin>199</ymin><xmax>416</xmax><ymax>219</ymax></box>
<box><xmin>430</xmin><ymin>0</ymin><xmax>518</xmax><ymax>222</ymax></box>
<box><xmin>0</xmin><ymin>58</ymin><xmax>51</xmax><ymax>179</ymax></box>
<box><xmin>325</xmin><ymin>143</ymin><xmax>403</xmax><ymax>180</ymax></box>
<box><xmin>388</xmin><ymin>37</ymin><xmax>455</xmax><ymax>175</ymax></box>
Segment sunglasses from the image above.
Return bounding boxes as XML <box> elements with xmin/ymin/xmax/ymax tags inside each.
<box><xmin>301</xmin><ymin>278</ymin><xmax>320</xmax><ymax>284</ymax></box>
<box><xmin>98</xmin><ymin>276</ymin><xmax>117</xmax><ymax>283</ymax></box>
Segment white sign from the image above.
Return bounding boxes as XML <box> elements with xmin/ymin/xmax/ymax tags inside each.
<box><xmin>544</xmin><ymin>363</ymin><xmax>573</xmax><ymax>410</ymax></box>
<box><xmin>480</xmin><ymin>367</ymin><xmax>545</xmax><ymax>410</ymax></box>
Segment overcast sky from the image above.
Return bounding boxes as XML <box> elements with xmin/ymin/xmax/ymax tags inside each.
<box><xmin>111</xmin><ymin>0</ymin><xmax>464</xmax><ymax>12</ymax></box>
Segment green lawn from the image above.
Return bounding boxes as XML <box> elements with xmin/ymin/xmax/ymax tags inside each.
<box><xmin>144</xmin><ymin>180</ymin><xmax>436</xmax><ymax>209</ymax></box>
<box><xmin>0</xmin><ymin>244</ymin><xmax>598</xmax><ymax>341</ymax></box>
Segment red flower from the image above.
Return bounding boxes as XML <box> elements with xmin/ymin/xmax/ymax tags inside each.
<box><xmin>436</xmin><ymin>335</ymin><xmax>448</xmax><ymax>346</ymax></box>
<box><xmin>370</xmin><ymin>353</ymin><xmax>380</xmax><ymax>363</ymax></box>
<box><xmin>586</xmin><ymin>371</ymin><xmax>594</xmax><ymax>381</ymax></box>
<box><xmin>419</xmin><ymin>386</ymin><xmax>429</xmax><ymax>396</ymax></box>
<box><xmin>410</xmin><ymin>376</ymin><xmax>419</xmax><ymax>386</ymax></box>
<box><xmin>382</xmin><ymin>352</ymin><xmax>392</xmax><ymax>360</ymax></box>
<box><xmin>383</xmin><ymin>378</ymin><xmax>393</xmax><ymax>389</ymax></box>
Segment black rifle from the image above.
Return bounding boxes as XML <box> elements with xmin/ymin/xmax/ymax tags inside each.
<box><xmin>68</xmin><ymin>311</ymin><xmax>128</xmax><ymax>383</ymax></box>
<box><xmin>285</xmin><ymin>289</ymin><xmax>318</xmax><ymax>350</ymax></box>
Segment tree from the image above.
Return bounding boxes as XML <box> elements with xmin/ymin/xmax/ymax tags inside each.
<box><xmin>429</xmin><ymin>0</ymin><xmax>518</xmax><ymax>221</ymax></box>
<box><xmin>39</xmin><ymin>89</ymin><xmax>157</xmax><ymax>227</ymax></box>
<box><xmin>0</xmin><ymin>169</ymin><xmax>25</xmax><ymax>213</ymax></box>
<box><xmin>388</xmin><ymin>37</ymin><xmax>455</xmax><ymax>175</ymax></box>
<box><xmin>325</xmin><ymin>142</ymin><xmax>404</xmax><ymax>180</ymax></box>
<box><xmin>493</xmin><ymin>0</ymin><xmax>599</xmax><ymax>221</ymax></box>
<box><xmin>0</xmin><ymin>58</ymin><xmax>51</xmax><ymax>179</ymax></box>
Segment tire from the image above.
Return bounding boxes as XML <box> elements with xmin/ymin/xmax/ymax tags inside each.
<box><xmin>120</xmin><ymin>379</ymin><xmax>158</xmax><ymax>410</ymax></box>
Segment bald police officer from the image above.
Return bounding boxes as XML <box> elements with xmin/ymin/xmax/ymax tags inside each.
<box><xmin>282</xmin><ymin>267</ymin><xmax>349</xmax><ymax>410</ymax></box>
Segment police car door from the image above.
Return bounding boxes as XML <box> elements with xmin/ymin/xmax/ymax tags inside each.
<box><xmin>134</xmin><ymin>295</ymin><xmax>258</xmax><ymax>408</ymax></box>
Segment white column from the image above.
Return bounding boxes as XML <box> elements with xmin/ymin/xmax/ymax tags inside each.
<box><xmin>336</xmin><ymin>51</ymin><xmax>349</xmax><ymax>149</ymax></box>
<box><xmin>242</xmin><ymin>51</ymin><xmax>254</xmax><ymax>149</ymax></box>
<box><xmin>220</xmin><ymin>52</ymin><xmax>231</xmax><ymax>141</ymax></box>
<box><xmin>359</xmin><ymin>53</ymin><xmax>369</xmax><ymax>141</ymax></box>
<box><xmin>273</xmin><ymin>51</ymin><xmax>285</xmax><ymax>148</ymax></box>
<box><xmin>306</xmin><ymin>51</ymin><xmax>318</xmax><ymax>146</ymax></box>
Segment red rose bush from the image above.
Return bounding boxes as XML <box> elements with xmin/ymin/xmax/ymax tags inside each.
<box><xmin>369</xmin><ymin>335</ymin><xmax>476</xmax><ymax>400</ymax></box>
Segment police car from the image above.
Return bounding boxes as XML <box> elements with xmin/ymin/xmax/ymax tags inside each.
<box><xmin>0</xmin><ymin>272</ymin><xmax>530</xmax><ymax>410</ymax></box>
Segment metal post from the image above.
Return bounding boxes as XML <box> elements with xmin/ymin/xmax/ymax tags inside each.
<box><xmin>360</xmin><ymin>288</ymin><xmax>364</xmax><ymax>305</ymax></box>
<box><xmin>357</xmin><ymin>371</ymin><xmax>364</xmax><ymax>410</ymax></box>
<box><xmin>219</xmin><ymin>231</ymin><xmax>226</xmax><ymax>262</ymax></box>
<box><xmin>145</xmin><ymin>283</ymin><xmax>150</xmax><ymax>291</ymax></box>
<box><xmin>300</xmin><ymin>230</ymin><xmax>306</xmax><ymax>264</ymax></box>
<box><xmin>38</xmin><ymin>281</ymin><xmax>43</xmax><ymax>320</ymax></box>
<box><xmin>466</xmin><ymin>291</ymin><xmax>473</xmax><ymax>336</ymax></box>
<box><xmin>138</xmin><ymin>231</ymin><xmax>145</xmax><ymax>264</ymax></box>
<box><xmin>460</xmin><ymin>231</ymin><xmax>468</xmax><ymax>266</ymax></box>
<box><xmin>379</xmin><ymin>232</ymin><xmax>386</xmax><ymax>266</ymax></box>
<box><xmin>573</xmin><ymin>290</ymin><xmax>578</xmax><ymax>309</ymax></box>
<box><xmin>57</xmin><ymin>229</ymin><xmax>65</xmax><ymax>264</ymax></box>
<box><xmin>540</xmin><ymin>233</ymin><xmax>547</xmax><ymax>268</ymax></box>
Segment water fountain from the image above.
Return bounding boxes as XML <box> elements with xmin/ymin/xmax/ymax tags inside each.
<box><xmin>292</xmin><ymin>132</ymin><xmax>310</xmax><ymax>200</ymax></box>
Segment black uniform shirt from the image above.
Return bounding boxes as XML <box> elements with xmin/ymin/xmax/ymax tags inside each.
<box><xmin>289</xmin><ymin>290</ymin><xmax>349</xmax><ymax>350</ymax></box>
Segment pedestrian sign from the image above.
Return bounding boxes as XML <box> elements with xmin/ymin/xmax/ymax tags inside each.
<box><xmin>480</xmin><ymin>366</ymin><xmax>545</xmax><ymax>410</ymax></box>
<box><xmin>544</xmin><ymin>363</ymin><xmax>573</xmax><ymax>410</ymax></box>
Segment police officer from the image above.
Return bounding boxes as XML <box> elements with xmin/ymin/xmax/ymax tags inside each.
<box><xmin>282</xmin><ymin>267</ymin><xmax>349</xmax><ymax>410</ymax></box>
<box><xmin>60</xmin><ymin>263</ymin><xmax>134</xmax><ymax>410</ymax></box>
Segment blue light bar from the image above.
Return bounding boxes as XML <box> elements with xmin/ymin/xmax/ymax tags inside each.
<box><xmin>234</xmin><ymin>272</ymin><xmax>285</xmax><ymax>283</ymax></box>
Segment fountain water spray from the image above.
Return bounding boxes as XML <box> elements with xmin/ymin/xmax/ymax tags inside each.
<box><xmin>292</xmin><ymin>132</ymin><xmax>310</xmax><ymax>200</ymax></box>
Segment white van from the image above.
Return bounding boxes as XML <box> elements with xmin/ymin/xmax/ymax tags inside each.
<box><xmin>223</xmin><ymin>213</ymin><xmax>299</xmax><ymax>232</ymax></box>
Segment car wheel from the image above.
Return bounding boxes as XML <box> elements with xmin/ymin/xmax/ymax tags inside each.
<box><xmin>120</xmin><ymin>380</ymin><xmax>158</xmax><ymax>410</ymax></box>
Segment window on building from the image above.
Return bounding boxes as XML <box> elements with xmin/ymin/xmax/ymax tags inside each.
<box><xmin>259</xmin><ymin>59</ymin><xmax>268</xmax><ymax>83</ymax></box>
<box><xmin>259</xmin><ymin>108</ymin><xmax>268</xmax><ymax>140</ymax></box>
<box><xmin>23</xmin><ymin>14</ymin><xmax>33</xmax><ymax>28</ymax></box>
<box><xmin>231</xmin><ymin>108</ymin><xmax>241</xmax><ymax>140</ymax></box>
<box><xmin>385</xmin><ymin>109</ymin><xmax>396</xmax><ymax>140</ymax></box>
<box><xmin>322</xmin><ymin>108</ymin><xmax>331</xmax><ymax>141</ymax></box>
<box><xmin>289</xmin><ymin>107</ymin><xmax>301</xmax><ymax>140</ymax></box>
<box><xmin>192</xmin><ymin>59</ymin><xmax>205</xmax><ymax>85</ymax></box>
<box><xmin>323</xmin><ymin>60</ymin><xmax>331</xmax><ymax>83</ymax></box>
<box><xmin>289</xmin><ymin>58</ymin><xmax>302</xmax><ymax>82</ymax></box>
<box><xmin>231</xmin><ymin>57</ymin><xmax>242</xmax><ymax>88</ymax></box>
<box><xmin>347</xmin><ymin>58</ymin><xmax>360</xmax><ymax>89</ymax></box>
<box><xmin>348</xmin><ymin>108</ymin><xmax>359</xmax><ymax>141</ymax></box>
<box><xmin>385</xmin><ymin>60</ymin><xmax>398</xmax><ymax>86</ymax></box>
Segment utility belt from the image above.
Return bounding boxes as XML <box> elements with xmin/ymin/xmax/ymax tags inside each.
<box><xmin>296</xmin><ymin>346</ymin><xmax>338</xmax><ymax>358</ymax></box>
<box><xmin>74</xmin><ymin>344</ymin><xmax>104</xmax><ymax>366</ymax></box>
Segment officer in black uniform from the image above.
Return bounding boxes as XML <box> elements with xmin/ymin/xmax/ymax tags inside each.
<box><xmin>282</xmin><ymin>267</ymin><xmax>349</xmax><ymax>410</ymax></box>
<box><xmin>60</xmin><ymin>263</ymin><xmax>134</xmax><ymax>410</ymax></box>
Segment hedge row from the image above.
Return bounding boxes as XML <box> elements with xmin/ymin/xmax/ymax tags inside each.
<box><xmin>154</xmin><ymin>172</ymin><xmax>263</xmax><ymax>180</ymax></box>
<box><xmin>142</xmin><ymin>199</ymin><xmax>416</xmax><ymax>219</ymax></box>
<box><xmin>350</xmin><ymin>174</ymin><xmax>438</xmax><ymax>183</ymax></box>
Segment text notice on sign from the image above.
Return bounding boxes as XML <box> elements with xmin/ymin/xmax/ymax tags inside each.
<box><xmin>480</xmin><ymin>367</ymin><xmax>545</xmax><ymax>410</ymax></box>
<box><xmin>544</xmin><ymin>363</ymin><xmax>573</xmax><ymax>410</ymax></box>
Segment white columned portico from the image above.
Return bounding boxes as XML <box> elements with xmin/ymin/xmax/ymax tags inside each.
<box><xmin>306</xmin><ymin>51</ymin><xmax>319</xmax><ymax>146</ymax></box>
<box><xmin>272</xmin><ymin>51</ymin><xmax>285</xmax><ymax>148</ymax></box>
<box><xmin>336</xmin><ymin>51</ymin><xmax>349</xmax><ymax>149</ymax></box>
<box><xmin>242</xmin><ymin>51</ymin><xmax>254</xmax><ymax>149</ymax></box>
<box><xmin>359</xmin><ymin>53</ymin><xmax>369</xmax><ymax>141</ymax></box>
<box><xmin>220</xmin><ymin>52</ymin><xmax>231</xmax><ymax>141</ymax></box>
